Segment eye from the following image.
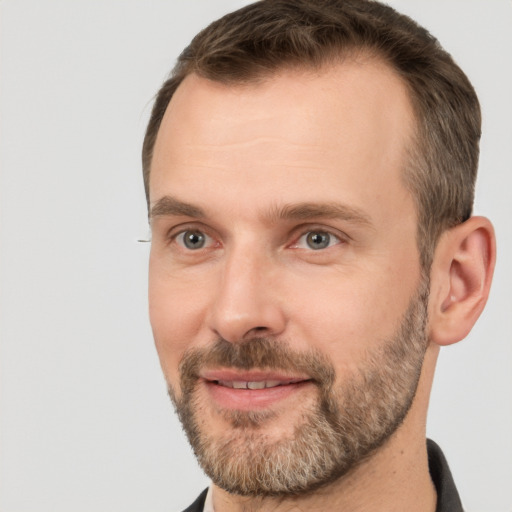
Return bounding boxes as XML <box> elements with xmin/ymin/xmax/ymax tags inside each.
<box><xmin>175</xmin><ymin>230</ymin><xmax>212</xmax><ymax>250</ymax></box>
<box><xmin>294</xmin><ymin>230</ymin><xmax>341</xmax><ymax>250</ymax></box>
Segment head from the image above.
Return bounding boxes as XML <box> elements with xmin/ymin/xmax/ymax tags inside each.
<box><xmin>143</xmin><ymin>0</ymin><xmax>482</xmax><ymax>271</ymax></box>
<box><xmin>144</xmin><ymin>0</ymin><xmax>495</xmax><ymax>501</ymax></box>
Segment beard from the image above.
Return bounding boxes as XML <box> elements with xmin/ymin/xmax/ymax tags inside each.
<box><xmin>168</xmin><ymin>278</ymin><xmax>430</xmax><ymax>497</ymax></box>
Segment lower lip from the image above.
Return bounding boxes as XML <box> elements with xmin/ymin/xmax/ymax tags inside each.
<box><xmin>202</xmin><ymin>379</ymin><xmax>314</xmax><ymax>411</ymax></box>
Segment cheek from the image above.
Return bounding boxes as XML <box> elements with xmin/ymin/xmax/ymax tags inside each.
<box><xmin>148</xmin><ymin>263</ymin><xmax>209</xmax><ymax>385</ymax></box>
<box><xmin>286</xmin><ymin>268</ymin><xmax>418</xmax><ymax>368</ymax></box>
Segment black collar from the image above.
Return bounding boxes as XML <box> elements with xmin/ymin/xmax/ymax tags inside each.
<box><xmin>428</xmin><ymin>439</ymin><xmax>464</xmax><ymax>512</ymax></box>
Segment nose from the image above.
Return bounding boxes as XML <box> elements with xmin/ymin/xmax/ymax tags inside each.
<box><xmin>207</xmin><ymin>244</ymin><xmax>287</xmax><ymax>343</ymax></box>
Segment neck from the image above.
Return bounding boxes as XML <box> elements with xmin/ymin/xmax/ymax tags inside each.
<box><xmin>212</xmin><ymin>345</ymin><xmax>439</xmax><ymax>512</ymax></box>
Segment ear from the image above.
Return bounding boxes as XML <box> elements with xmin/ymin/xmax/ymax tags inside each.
<box><xmin>428</xmin><ymin>216</ymin><xmax>496</xmax><ymax>346</ymax></box>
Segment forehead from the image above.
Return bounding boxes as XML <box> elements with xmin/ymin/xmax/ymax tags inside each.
<box><xmin>150</xmin><ymin>58</ymin><xmax>415</xmax><ymax>216</ymax></box>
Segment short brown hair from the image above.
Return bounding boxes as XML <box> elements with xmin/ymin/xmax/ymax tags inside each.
<box><xmin>142</xmin><ymin>0</ymin><xmax>481</xmax><ymax>269</ymax></box>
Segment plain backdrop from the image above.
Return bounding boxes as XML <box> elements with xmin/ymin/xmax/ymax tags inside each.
<box><xmin>0</xmin><ymin>1</ymin><xmax>511</xmax><ymax>511</ymax></box>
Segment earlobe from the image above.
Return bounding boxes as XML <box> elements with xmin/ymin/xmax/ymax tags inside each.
<box><xmin>429</xmin><ymin>216</ymin><xmax>496</xmax><ymax>346</ymax></box>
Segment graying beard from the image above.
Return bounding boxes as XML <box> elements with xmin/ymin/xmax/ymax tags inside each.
<box><xmin>169</xmin><ymin>278</ymin><xmax>429</xmax><ymax>497</ymax></box>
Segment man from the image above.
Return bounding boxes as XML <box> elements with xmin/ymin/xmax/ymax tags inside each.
<box><xmin>142</xmin><ymin>1</ymin><xmax>495</xmax><ymax>510</ymax></box>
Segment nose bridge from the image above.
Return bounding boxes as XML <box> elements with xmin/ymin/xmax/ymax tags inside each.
<box><xmin>208</xmin><ymin>238</ymin><xmax>285</xmax><ymax>342</ymax></box>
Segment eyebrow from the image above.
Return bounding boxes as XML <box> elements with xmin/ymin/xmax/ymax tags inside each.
<box><xmin>150</xmin><ymin>195</ymin><xmax>373</xmax><ymax>228</ymax></box>
<box><xmin>269</xmin><ymin>202</ymin><xmax>373</xmax><ymax>227</ymax></box>
<box><xmin>150</xmin><ymin>196</ymin><xmax>206</xmax><ymax>219</ymax></box>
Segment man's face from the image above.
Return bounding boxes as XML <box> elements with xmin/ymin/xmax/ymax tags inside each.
<box><xmin>148</xmin><ymin>60</ymin><xmax>426</xmax><ymax>495</ymax></box>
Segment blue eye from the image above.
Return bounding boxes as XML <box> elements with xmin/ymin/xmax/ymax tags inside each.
<box><xmin>177</xmin><ymin>230</ymin><xmax>209</xmax><ymax>250</ymax></box>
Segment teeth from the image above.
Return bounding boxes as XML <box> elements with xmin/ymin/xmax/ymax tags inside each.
<box><xmin>216</xmin><ymin>380</ymin><xmax>291</xmax><ymax>389</ymax></box>
<box><xmin>247</xmin><ymin>381</ymin><xmax>265</xmax><ymax>390</ymax></box>
<box><xmin>264</xmin><ymin>380</ymin><xmax>282</xmax><ymax>388</ymax></box>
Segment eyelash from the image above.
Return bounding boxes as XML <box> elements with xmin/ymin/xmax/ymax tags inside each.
<box><xmin>166</xmin><ymin>224</ymin><xmax>217</xmax><ymax>251</ymax></box>
<box><xmin>166</xmin><ymin>224</ymin><xmax>348</xmax><ymax>253</ymax></box>
<box><xmin>175</xmin><ymin>229</ymin><xmax>216</xmax><ymax>250</ymax></box>
<box><xmin>291</xmin><ymin>229</ymin><xmax>343</xmax><ymax>250</ymax></box>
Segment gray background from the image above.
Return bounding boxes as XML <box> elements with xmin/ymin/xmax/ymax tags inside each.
<box><xmin>1</xmin><ymin>1</ymin><xmax>511</xmax><ymax>511</ymax></box>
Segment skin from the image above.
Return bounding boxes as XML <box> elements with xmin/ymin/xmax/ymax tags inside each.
<box><xmin>148</xmin><ymin>58</ymin><xmax>495</xmax><ymax>511</ymax></box>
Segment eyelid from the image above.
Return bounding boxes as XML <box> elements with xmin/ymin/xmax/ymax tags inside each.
<box><xmin>159</xmin><ymin>221</ymin><xmax>349</xmax><ymax>250</ymax></box>
<box><xmin>165</xmin><ymin>221</ymin><xmax>209</xmax><ymax>239</ymax></box>
<box><xmin>177</xmin><ymin>230</ymin><xmax>213</xmax><ymax>249</ymax></box>
<box><xmin>288</xmin><ymin>224</ymin><xmax>349</xmax><ymax>249</ymax></box>
<box><xmin>166</xmin><ymin>222</ymin><xmax>219</xmax><ymax>249</ymax></box>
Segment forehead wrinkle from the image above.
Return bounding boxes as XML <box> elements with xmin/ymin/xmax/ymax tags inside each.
<box><xmin>180</xmin><ymin>140</ymin><xmax>329</xmax><ymax>165</ymax></box>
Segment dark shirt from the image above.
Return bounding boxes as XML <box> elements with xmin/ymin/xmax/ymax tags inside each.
<box><xmin>182</xmin><ymin>439</ymin><xmax>463</xmax><ymax>512</ymax></box>
<box><xmin>428</xmin><ymin>439</ymin><xmax>464</xmax><ymax>512</ymax></box>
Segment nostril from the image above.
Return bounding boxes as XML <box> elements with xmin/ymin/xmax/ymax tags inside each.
<box><xmin>244</xmin><ymin>326</ymin><xmax>269</xmax><ymax>338</ymax></box>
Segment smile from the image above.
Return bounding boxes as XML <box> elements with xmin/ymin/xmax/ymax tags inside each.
<box><xmin>200</xmin><ymin>371</ymin><xmax>314</xmax><ymax>411</ymax></box>
<box><xmin>214</xmin><ymin>379</ymin><xmax>305</xmax><ymax>390</ymax></box>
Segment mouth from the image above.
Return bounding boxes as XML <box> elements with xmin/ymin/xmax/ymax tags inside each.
<box><xmin>214</xmin><ymin>378</ymin><xmax>306</xmax><ymax>390</ymax></box>
<box><xmin>199</xmin><ymin>370</ymin><xmax>314</xmax><ymax>410</ymax></box>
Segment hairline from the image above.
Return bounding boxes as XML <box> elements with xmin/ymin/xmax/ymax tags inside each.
<box><xmin>145</xmin><ymin>49</ymin><xmax>424</xmax><ymax>202</ymax></box>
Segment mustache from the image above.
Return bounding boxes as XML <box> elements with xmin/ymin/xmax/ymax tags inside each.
<box><xmin>178</xmin><ymin>337</ymin><xmax>336</xmax><ymax>390</ymax></box>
